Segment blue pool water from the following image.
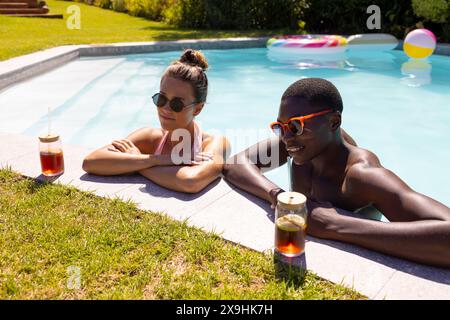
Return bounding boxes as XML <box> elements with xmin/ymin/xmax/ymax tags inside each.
<box><xmin>0</xmin><ymin>48</ymin><xmax>449</xmax><ymax>207</ymax></box>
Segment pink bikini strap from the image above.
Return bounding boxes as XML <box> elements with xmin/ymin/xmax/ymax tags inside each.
<box><xmin>153</xmin><ymin>121</ymin><xmax>202</xmax><ymax>156</ymax></box>
<box><xmin>153</xmin><ymin>130</ymin><xmax>169</xmax><ymax>155</ymax></box>
<box><xmin>193</xmin><ymin>120</ymin><xmax>202</xmax><ymax>155</ymax></box>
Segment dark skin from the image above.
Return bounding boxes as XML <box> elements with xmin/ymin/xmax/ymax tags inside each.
<box><xmin>223</xmin><ymin>96</ymin><xmax>450</xmax><ymax>268</ymax></box>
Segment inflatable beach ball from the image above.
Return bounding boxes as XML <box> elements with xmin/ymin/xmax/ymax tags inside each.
<box><xmin>403</xmin><ymin>29</ymin><xmax>436</xmax><ymax>59</ymax></box>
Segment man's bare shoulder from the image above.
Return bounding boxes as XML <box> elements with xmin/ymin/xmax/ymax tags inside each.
<box><xmin>343</xmin><ymin>144</ymin><xmax>412</xmax><ymax>200</ymax></box>
<box><xmin>343</xmin><ymin>145</ymin><xmax>388</xmax><ymax>193</ymax></box>
<box><xmin>346</xmin><ymin>145</ymin><xmax>383</xmax><ymax>172</ymax></box>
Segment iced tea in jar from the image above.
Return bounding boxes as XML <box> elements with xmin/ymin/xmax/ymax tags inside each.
<box><xmin>275</xmin><ymin>192</ymin><xmax>307</xmax><ymax>257</ymax></box>
<box><xmin>39</xmin><ymin>134</ymin><xmax>65</xmax><ymax>176</ymax></box>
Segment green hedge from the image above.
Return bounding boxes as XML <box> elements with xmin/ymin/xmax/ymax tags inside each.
<box><xmin>299</xmin><ymin>0</ymin><xmax>448</xmax><ymax>42</ymax></box>
<box><xmin>299</xmin><ymin>1</ymin><xmax>415</xmax><ymax>38</ymax></box>
<box><xmin>162</xmin><ymin>0</ymin><xmax>307</xmax><ymax>29</ymax></box>
<box><xmin>65</xmin><ymin>0</ymin><xmax>449</xmax><ymax>42</ymax></box>
<box><xmin>412</xmin><ymin>0</ymin><xmax>449</xmax><ymax>40</ymax></box>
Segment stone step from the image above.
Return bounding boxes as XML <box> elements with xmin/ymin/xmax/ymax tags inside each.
<box><xmin>2</xmin><ymin>12</ymin><xmax>62</xmax><ymax>18</ymax></box>
<box><xmin>0</xmin><ymin>0</ymin><xmax>38</xmax><ymax>8</ymax></box>
<box><xmin>0</xmin><ymin>0</ymin><xmax>37</xmax><ymax>4</ymax></box>
<box><xmin>0</xmin><ymin>7</ymin><xmax>48</xmax><ymax>14</ymax></box>
<box><xmin>0</xmin><ymin>2</ymin><xmax>28</xmax><ymax>7</ymax></box>
<box><xmin>0</xmin><ymin>0</ymin><xmax>36</xmax><ymax>2</ymax></box>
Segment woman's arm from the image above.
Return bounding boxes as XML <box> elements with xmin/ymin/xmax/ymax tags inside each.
<box><xmin>139</xmin><ymin>136</ymin><xmax>230</xmax><ymax>193</ymax></box>
<box><xmin>82</xmin><ymin>145</ymin><xmax>160</xmax><ymax>176</ymax></box>
<box><xmin>82</xmin><ymin>128</ymin><xmax>172</xmax><ymax>176</ymax></box>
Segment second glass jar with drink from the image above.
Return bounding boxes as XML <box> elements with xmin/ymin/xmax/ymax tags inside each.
<box><xmin>275</xmin><ymin>191</ymin><xmax>308</xmax><ymax>257</ymax></box>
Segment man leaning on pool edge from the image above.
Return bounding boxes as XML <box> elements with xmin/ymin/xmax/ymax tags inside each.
<box><xmin>223</xmin><ymin>78</ymin><xmax>450</xmax><ymax>268</ymax></box>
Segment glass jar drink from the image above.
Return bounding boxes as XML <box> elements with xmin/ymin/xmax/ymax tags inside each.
<box><xmin>275</xmin><ymin>192</ymin><xmax>308</xmax><ymax>257</ymax></box>
<box><xmin>39</xmin><ymin>134</ymin><xmax>65</xmax><ymax>176</ymax></box>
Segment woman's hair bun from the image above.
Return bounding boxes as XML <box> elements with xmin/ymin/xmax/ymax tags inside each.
<box><xmin>179</xmin><ymin>49</ymin><xmax>209</xmax><ymax>71</ymax></box>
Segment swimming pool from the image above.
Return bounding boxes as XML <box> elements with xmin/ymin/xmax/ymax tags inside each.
<box><xmin>1</xmin><ymin>48</ymin><xmax>449</xmax><ymax>206</ymax></box>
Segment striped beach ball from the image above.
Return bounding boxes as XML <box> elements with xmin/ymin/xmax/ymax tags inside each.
<box><xmin>403</xmin><ymin>29</ymin><xmax>436</xmax><ymax>59</ymax></box>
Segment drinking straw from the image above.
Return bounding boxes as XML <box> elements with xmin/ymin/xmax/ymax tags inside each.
<box><xmin>287</xmin><ymin>156</ymin><xmax>293</xmax><ymax>191</ymax></box>
<box><xmin>47</xmin><ymin>106</ymin><xmax>52</xmax><ymax>153</ymax></box>
<box><xmin>48</xmin><ymin>106</ymin><xmax>51</xmax><ymax>135</ymax></box>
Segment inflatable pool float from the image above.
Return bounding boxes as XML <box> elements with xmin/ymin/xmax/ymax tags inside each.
<box><xmin>347</xmin><ymin>33</ymin><xmax>398</xmax><ymax>51</ymax></box>
<box><xmin>267</xmin><ymin>35</ymin><xmax>347</xmax><ymax>55</ymax></box>
<box><xmin>267</xmin><ymin>49</ymin><xmax>347</xmax><ymax>69</ymax></box>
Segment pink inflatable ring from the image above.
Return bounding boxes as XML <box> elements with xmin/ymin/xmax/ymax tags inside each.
<box><xmin>267</xmin><ymin>35</ymin><xmax>348</xmax><ymax>55</ymax></box>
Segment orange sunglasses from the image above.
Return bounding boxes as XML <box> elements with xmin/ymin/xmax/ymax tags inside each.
<box><xmin>270</xmin><ymin>109</ymin><xmax>334</xmax><ymax>137</ymax></box>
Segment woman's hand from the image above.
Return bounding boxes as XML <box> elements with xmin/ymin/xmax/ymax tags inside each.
<box><xmin>109</xmin><ymin>138</ymin><xmax>214</xmax><ymax>167</ymax></box>
<box><xmin>108</xmin><ymin>139</ymin><xmax>142</xmax><ymax>155</ymax></box>
<box><xmin>191</xmin><ymin>152</ymin><xmax>214</xmax><ymax>165</ymax></box>
<box><xmin>151</xmin><ymin>152</ymin><xmax>214</xmax><ymax>167</ymax></box>
<box><xmin>141</xmin><ymin>152</ymin><xmax>214</xmax><ymax>169</ymax></box>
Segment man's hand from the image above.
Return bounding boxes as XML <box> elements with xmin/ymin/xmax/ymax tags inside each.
<box><xmin>269</xmin><ymin>187</ymin><xmax>285</xmax><ymax>209</ymax></box>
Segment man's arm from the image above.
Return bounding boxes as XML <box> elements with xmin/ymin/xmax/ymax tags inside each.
<box><xmin>223</xmin><ymin>137</ymin><xmax>289</xmax><ymax>205</ymax></box>
<box><xmin>308</xmin><ymin>165</ymin><xmax>450</xmax><ymax>268</ymax></box>
<box><xmin>222</xmin><ymin>128</ymin><xmax>356</xmax><ymax>205</ymax></box>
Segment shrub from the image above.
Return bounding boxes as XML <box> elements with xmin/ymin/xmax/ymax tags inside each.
<box><xmin>412</xmin><ymin>0</ymin><xmax>449</xmax><ymax>42</ymax></box>
<box><xmin>94</xmin><ymin>0</ymin><xmax>111</xmax><ymax>9</ymax></box>
<box><xmin>298</xmin><ymin>0</ymin><xmax>415</xmax><ymax>37</ymax></box>
<box><xmin>163</xmin><ymin>0</ymin><xmax>307</xmax><ymax>30</ymax></box>
<box><xmin>60</xmin><ymin>0</ymin><xmax>450</xmax><ymax>42</ymax></box>
<box><xmin>125</xmin><ymin>0</ymin><xmax>167</xmax><ymax>20</ymax></box>
<box><xmin>412</xmin><ymin>0</ymin><xmax>448</xmax><ymax>23</ymax></box>
<box><xmin>111</xmin><ymin>0</ymin><xmax>126</xmax><ymax>12</ymax></box>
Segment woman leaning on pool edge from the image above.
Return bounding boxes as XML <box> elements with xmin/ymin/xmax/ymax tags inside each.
<box><xmin>82</xmin><ymin>49</ymin><xmax>230</xmax><ymax>193</ymax></box>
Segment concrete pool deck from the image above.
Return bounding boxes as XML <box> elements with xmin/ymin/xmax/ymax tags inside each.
<box><xmin>1</xmin><ymin>38</ymin><xmax>450</xmax><ymax>299</ymax></box>
<box><xmin>1</xmin><ymin>131</ymin><xmax>450</xmax><ymax>300</ymax></box>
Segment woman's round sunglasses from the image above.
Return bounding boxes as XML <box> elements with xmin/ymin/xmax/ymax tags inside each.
<box><xmin>152</xmin><ymin>93</ymin><xmax>198</xmax><ymax>113</ymax></box>
<box><xmin>270</xmin><ymin>109</ymin><xmax>334</xmax><ymax>137</ymax></box>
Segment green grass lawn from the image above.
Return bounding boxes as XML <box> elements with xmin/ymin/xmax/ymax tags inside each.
<box><xmin>0</xmin><ymin>168</ymin><xmax>365</xmax><ymax>299</ymax></box>
<box><xmin>0</xmin><ymin>0</ymin><xmax>280</xmax><ymax>61</ymax></box>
